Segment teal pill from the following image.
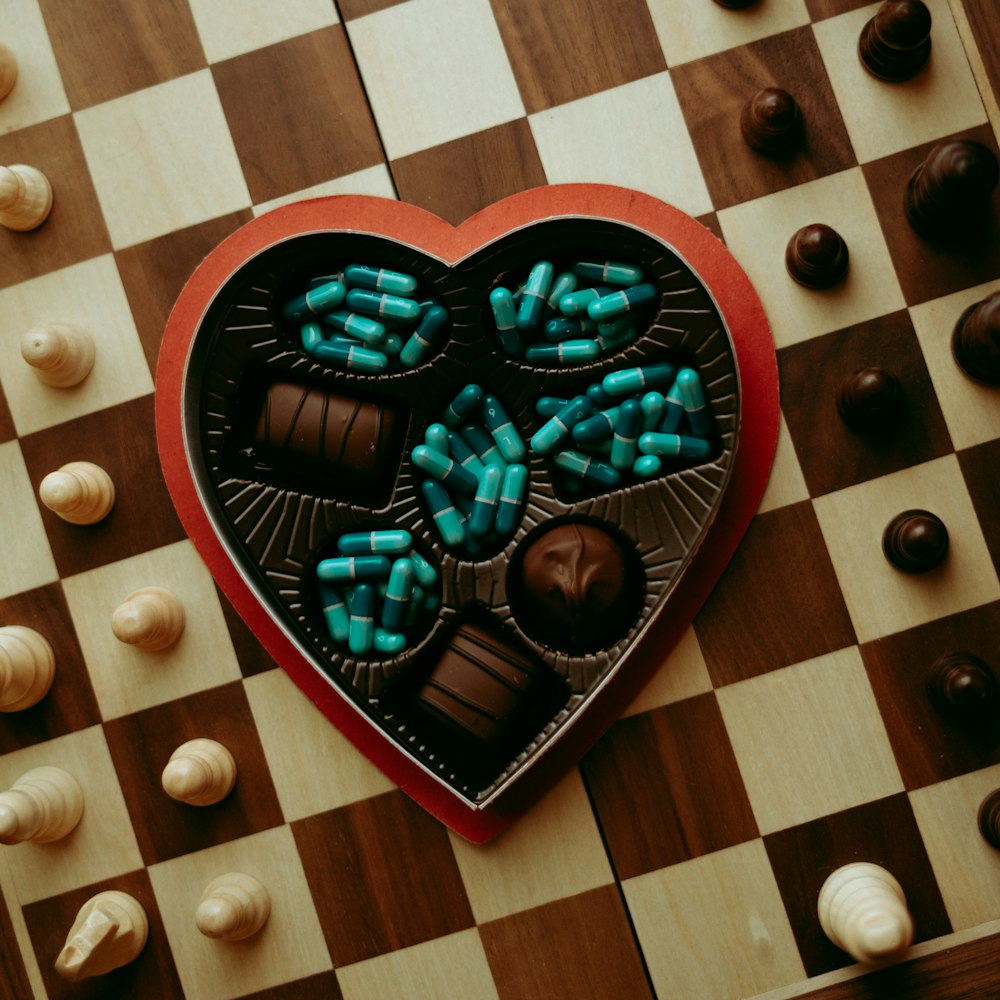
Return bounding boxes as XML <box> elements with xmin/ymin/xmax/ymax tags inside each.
<box><xmin>495</xmin><ymin>463</ymin><xmax>527</xmax><ymax>536</ymax></box>
<box><xmin>343</xmin><ymin>264</ymin><xmax>418</xmax><ymax>297</ymax></box>
<box><xmin>447</xmin><ymin>431</ymin><xmax>486</xmax><ymax>481</ymax></box>
<box><xmin>483</xmin><ymin>394</ymin><xmax>526</xmax><ymax>463</ymax></box>
<box><xmin>490</xmin><ymin>287</ymin><xmax>522</xmax><ymax>355</ymax></box>
<box><xmin>425</xmin><ymin>423</ymin><xmax>450</xmax><ymax>455</ymax></box>
<box><xmin>572</xmin><ymin>260</ymin><xmax>645</xmax><ymax>286</ymax></box>
<box><xmin>383</xmin><ymin>333</ymin><xmax>403</xmax><ymax>356</ymax></box>
<box><xmin>530</xmin><ymin>395</ymin><xmax>593</xmax><ymax>455</ymax></box>
<box><xmin>469</xmin><ymin>464</ymin><xmax>503</xmax><ymax>537</ymax></box>
<box><xmin>552</xmin><ymin>449</ymin><xmax>622</xmax><ymax>486</ymax></box>
<box><xmin>587</xmin><ymin>282</ymin><xmax>658</xmax><ymax>321</ymax></box>
<box><xmin>411</xmin><ymin>444</ymin><xmax>479</xmax><ymax>495</ymax></box>
<box><xmin>348</xmin><ymin>583</ymin><xmax>375</xmax><ymax>655</ymax></box>
<box><xmin>301</xmin><ymin>321</ymin><xmax>324</xmax><ymax>354</ymax></box>
<box><xmin>587</xmin><ymin>382</ymin><xmax>615</xmax><ymax>408</ymax></box>
<box><xmin>283</xmin><ymin>280</ymin><xmax>346</xmax><ymax>322</ymax></box>
<box><xmin>337</xmin><ymin>530</ymin><xmax>412</xmax><ymax>556</ymax></box>
<box><xmin>524</xmin><ymin>340</ymin><xmax>600</xmax><ymax>364</ymax></box>
<box><xmin>596</xmin><ymin>323</ymin><xmax>636</xmax><ymax>353</ymax></box>
<box><xmin>558</xmin><ymin>287</ymin><xmax>606</xmax><ymax>317</ymax></box>
<box><xmin>572</xmin><ymin>405</ymin><xmax>620</xmax><ymax>444</ymax></box>
<box><xmin>544</xmin><ymin>316</ymin><xmax>596</xmax><ymax>341</ymax></box>
<box><xmin>373</xmin><ymin>629</ymin><xmax>406</xmax><ymax>655</ymax></box>
<box><xmin>638</xmin><ymin>432</ymin><xmax>712</xmax><ymax>460</ymax></box>
<box><xmin>516</xmin><ymin>260</ymin><xmax>554</xmax><ymax>332</ymax></box>
<box><xmin>313</xmin><ymin>340</ymin><xmax>388</xmax><ymax>373</ymax></box>
<box><xmin>316</xmin><ymin>555</ymin><xmax>392</xmax><ymax>582</ymax></box>
<box><xmin>381</xmin><ymin>558</ymin><xmax>415</xmax><ymax>631</ymax></box>
<box><xmin>660</xmin><ymin>379</ymin><xmax>685</xmax><ymax>433</ymax></box>
<box><xmin>422</xmin><ymin>479</ymin><xmax>466</xmax><ymax>547</ymax></box>
<box><xmin>460</xmin><ymin>424</ymin><xmax>507</xmax><ymax>470</ymax></box>
<box><xmin>442</xmin><ymin>384</ymin><xmax>484</xmax><ymax>428</ymax></box>
<box><xmin>603</xmin><ymin>362</ymin><xmax>675</xmax><ymax>396</ymax></box>
<box><xmin>318</xmin><ymin>581</ymin><xmax>350</xmax><ymax>642</ymax></box>
<box><xmin>408</xmin><ymin>550</ymin><xmax>438</xmax><ymax>589</ymax></box>
<box><xmin>536</xmin><ymin>396</ymin><xmax>570</xmax><ymax>417</ymax></box>
<box><xmin>545</xmin><ymin>271</ymin><xmax>578</xmax><ymax>314</ymax></box>
<box><xmin>640</xmin><ymin>392</ymin><xmax>666</xmax><ymax>433</ymax></box>
<box><xmin>400</xmin><ymin>304</ymin><xmax>448</xmax><ymax>367</ymax></box>
<box><xmin>324</xmin><ymin>309</ymin><xmax>386</xmax><ymax>345</ymax></box>
<box><xmin>675</xmin><ymin>368</ymin><xmax>713</xmax><ymax>436</ymax></box>
<box><xmin>633</xmin><ymin>454</ymin><xmax>663</xmax><ymax>478</ymax></box>
<box><xmin>345</xmin><ymin>288</ymin><xmax>420</xmax><ymax>322</ymax></box>
<box><xmin>611</xmin><ymin>398</ymin><xmax>642</xmax><ymax>470</ymax></box>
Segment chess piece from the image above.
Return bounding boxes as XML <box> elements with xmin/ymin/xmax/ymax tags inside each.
<box><xmin>882</xmin><ymin>509</ymin><xmax>948</xmax><ymax>573</ymax></box>
<box><xmin>196</xmin><ymin>872</ymin><xmax>270</xmax><ymax>940</ymax></box>
<box><xmin>837</xmin><ymin>367</ymin><xmax>904</xmax><ymax>432</ymax></box>
<box><xmin>905</xmin><ymin>140</ymin><xmax>999</xmax><ymax>240</ymax></box>
<box><xmin>0</xmin><ymin>625</ymin><xmax>55</xmax><ymax>712</ymax></box>
<box><xmin>0</xmin><ymin>43</ymin><xmax>16</xmax><ymax>101</ymax></box>
<box><xmin>714</xmin><ymin>0</ymin><xmax>759</xmax><ymax>7</ymax></box>
<box><xmin>54</xmin><ymin>890</ymin><xmax>148</xmax><ymax>982</ymax></box>
<box><xmin>858</xmin><ymin>0</ymin><xmax>932</xmax><ymax>81</ymax></box>
<box><xmin>978</xmin><ymin>790</ymin><xmax>1000</xmax><ymax>849</ymax></box>
<box><xmin>21</xmin><ymin>323</ymin><xmax>95</xmax><ymax>388</ymax></box>
<box><xmin>952</xmin><ymin>290</ymin><xmax>1000</xmax><ymax>386</ymax></box>
<box><xmin>927</xmin><ymin>652</ymin><xmax>996</xmax><ymax>715</ymax></box>
<box><xmin>0</xmin><ymin>164</ymin><xmax>53</xmax><ymax>231</ymax></box>
<box><xmin>0</xmin><ymin>765</ymin><xmax>83</xmax><ymax>844</ymax></box>
<box><xmin>818</xmin><ymin>862</ymin><xmax>914</xmax><ymax>966</ymax></box>
<box><xmin>740</xmin><ymin>88</ymin><xmax>802</xmax><ymax>155</ymax></box>
<box><xmin>785</xmin><ymin>224</ymin><xmax>849</xmax><ymax>289</ymax></box>
<box><xmin>39</xmin><ymin>461</ymin><xmax>115</xmax><ymax>525</ymax></box>
<box><xmin>112</xmin><ymin>587</ymin><xmax>185</xmax><ymax>651</ymax></box>
<box><xmin>161</xmin><ymin>738</ymin><xmax>236</xmax><ymax>806</ymax></box>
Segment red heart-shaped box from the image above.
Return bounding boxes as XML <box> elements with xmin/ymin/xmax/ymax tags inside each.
<box><xmin>156</xmin><ymin>184</ymin><xmax>778</xmax><ymax>842</ymax></box>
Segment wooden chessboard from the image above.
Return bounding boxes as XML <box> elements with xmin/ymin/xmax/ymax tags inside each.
<box><xmin>2</xmin><ymin>1</ymin><xmax>999</xmax><ymax>997</ymax></box>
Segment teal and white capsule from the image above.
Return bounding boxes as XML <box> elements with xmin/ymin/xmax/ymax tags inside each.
<box><xmin>659</xmin><ymin>379</ymin><xmax>685</xmax><ymax>433</ymax></box>
<box><xmin>633</xmin><ymin>454</ymin><xmax>663</xmax><ymax>478</ymax></box>
<box><xmin>345</xmin><ymin>288</ymin><xmax>420</xmax><ymax>322</ymax></box>
<box><xmin>318</xmin><ymin>581</ymin><xmax>350</xmax><ymax>643</ymax></box>
<box><xmin>638</xmin><ymin>432</ymin><xmax>713</xmax><ymax>460</ymax></box>
<box><xmin>595</xmin><ymin>322</ymin><xmax>636</xmax><ymax>352</ymax></box>
<box><xmin>343</xmin><ymin>264</ymin><xmax>418</xmax><ymax>297</ymax></box>
<box><xmin>446</xmin><ymin>431</ymin><xmax>485</xmax><ymax>481</ymax></box>
<box><xmin>400</xmin><ymin>303</ymin><xmax>448</xmax><ymax>367</ymax></box>
<box><xmin>324</xmin><ymin>309</ymin><xmax>386</xmax><ymax>345</ymax></box>
<box><xmin>587</xmin><ymin>382</ymin><xmax>615</xmax><ymax>409</ymax></box>
<box><xmin>337</xmin><ymin>530</ymin><xmax>412</xmax><ymax>556</ymax></box>
<box><xmin>530</xmin><ymin>394</ymin><xmax>593</xmax><ymax>455</ymax></box>
<box><xmin>422</xmin><ymin>479</ymin><xmax>466</xmax><ymax>547</ymax></box>
<box><xmin>490</xmin><ymin>287</ymin><xmax>522</xmax><ymax>355</ymax></box>
<box><xmin>469</xmin><ymin>463</ymin><xmax>503</xmax><ymax>537</ymax></box>
<box><xmin>495</xmin><ymin>463</ymin><xmax>527</xmax><ymax>536</ymax></box>
<box><xmin>611</xmin><ymin>398</ymin><xmax>642</xmax><ymax>470</ymax></box>
<box><xmin>300</xmin><ymin>321</ymin><xmax>324</xmax><ymax>354</ymax></box>
<box><xmin>313</xmin><ymin>340</ymin><xmax>388</xmax><ymax>373</ymax></box>
<box><xmin>544</xmin><ymin>315</ymin><xmax>596</xmax><ymax>341</ymax></box>
<box><xmin>283</xmin><ymin>280</ymin><xmax>346</xmax><ymax>322</ymax></box>
<box><xmin>572</xmin><ymin>405</ymin><xmax>620</xmax><ymax>444</ymax></box>
<box><xmin>640</xmin><ymin>391</ymin><xmax>666</xmax><ymax>433</ymax></box>
<box><xmin>603</xmin><ymin>362</ymin><xmax>675</xmax><ymax>396</ymax></box>
<box><xmin>524</xmin><ymin>339</ymin><xmax>600</xmax><ymax>364</ymax></box>
<box><xmin>587</xmin><ymin>282</ymin><xmax>658</xmax><ymax>321</ymax></box>
<box><xmin>442</xmin><ymin>384</ymin><xmax>484</xmax><ymax>428</ymax></box>
<box><xmin>461</xmin><ymin>424</ymin><xmax>507</xmax><ymax>470</ymax></box>
<box><xmin>483</xmin><ymin>394</ymin><xmax>525</xmax><ymax>462</ymax></box>
<box><xmin>383</xmin><ymin>332</ymin><xmax>403</xmax><ymax>356</ymax></box>
<box><xmin>544</xmin><ymin>271</ymin><xmax>578</xmax><ymax>315</ymax></box>
<box><xmin>516</xmin><ymin>260</ymin><xmax>554</xmax><ymax>332</ymax></box>
<box><xmin>424</xmin><ymin>423</ymin><xmax>449</xmax><ymax>455</ymax></box>
<box><xmin>407</xmin><ymin>550</ymin><xmax>438</xmax><ymax>589</ymax></box>
<box><xmin>536</xmin><ymin>396</ymin><xmax>570</xmax><ymax>417</ymax></box>
<box><xmin>675</xmin><ymin>368</ymin><xmax>713</xmax><ymax>437</ymax></box>
<box><xmin>373</xmin><ymin>629</ymin><xmax>406</xmax><ymax>655</ymax></box>
<box><xmin>558</xmin><ymin>287</ymin><xmax>608</xmax><ymax>317</ymax></box>
<box><xmin>348</xmin><ymin>583</ymin><xmax>375</xmax><ymax>656</ymax></box>
<box><xmin>573</xmin><ymin>260</ymin><xmax>645</xmax><ymax>286</ymax></box>
<box><xmin>552</xmin><ymin>449</ymin><xmax>622</xmax><ymax>486</ymax></box>
<box><xmin>381</xmin><ymin>557</ymin><xmax>415</xmax><ymax>631</ymax></box>
<box><xmin>411</xmin><ymin>444</ymin><xmax>479</xmax><ymax>495</ymax></box>
<box><xmin>317</xmin><ymin>555</ymin><xmax>392</xmax><ymax>583</ymax></box>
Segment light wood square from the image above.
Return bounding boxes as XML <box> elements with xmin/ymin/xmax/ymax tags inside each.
<box><xmin>0</xmin><ymin>440</ymin><xmax>57</xmax><ymax>600</ymax></box>
<box><xmin>622</xmin><ymin>625</ymin><xmax>712</xmax><ymax>716</ymax></box>
<box><xmin>623</xmin><ymin>839</ymin><xmax>805</xmax><ymax>1000</ymax></box>
<box><xmin>0</xmin><ymin>725</ymin><xmax>143</xmax><ymax>904</ymax></box>
<box><xmin>73</xmin><ymin>69</ymin><xmax>251</xmax><ymax>249</ymax></box>
<box><xmin>910</xmin><ymin>763</ymin><xmax>1000</xmax><ymax>931</ymax></box>
<box><xmin>646</xmin><ymin>0</ymin><xmax>810</xmax><ymax>67</ymax></box>
<box><xmin>447</xmin><ymin>769</ymin><xmax>612</xmax><ymax>923</ymax></box>
<box><xmin>716</xmin><ymin>648</ymin><xmax>904</xmax><ymax>834</ymax></box>
<box><xmin>243</xmin><ymin>668</ymin><xmax>394</xmax><ymax>822</ymax></box>
<box><xmin>148</xmin><ymin>825</ymin><xmax>332</xmax><ymax>1000</ymax></box>
<box><xmin>337</xmin><ymin>928</ymin><xmax>499</xmax><ymax>1000</ymax></box>
<box><xmin>814</xmin><ymin>0</ymin><xmax>987</xmax><ymax>165</ymax></box>
<box><xmin>717</xmin><ymin>168</ymin><xmax>906</xmax><ymax>349</ymax></box>
<box><xmin>0</xmin><ymin>254</ymin><xmax>153</xmax><ymax>436</ymax></box>
<box><xmin>911</xmin><ymin>279</ymin><xmax>1000</xmax><ymax>451</ymax></box>
<box><xmin>252</xmin><ymin>164</ymin><xmax>396</xmax><ymax>218</ymax></box>
<box><xmin>812</xmin><ymin>454</ymin><xmax>1000</xmax><ymax>643</ymax></box>
<box><xmin>348</xmin><ymin>0</ymin><xmax>524</xmax><ymax>160</ymax></box>
<box><xmin>61</xmin><ymin>539</ymin><xmax>242</xmax><ymax>719</ymax></box>
<box><xmin>529</xmin><ymin>71</ymin><xmax>713</xmax><ymax>217</ymax></box>
<box><xmin>758</xmin><ymin>411</ymin><xmax>810</xmax><ymax>515</ymax></box>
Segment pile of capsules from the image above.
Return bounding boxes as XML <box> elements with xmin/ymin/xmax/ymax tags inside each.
<box><xmin>282</xmin><ymin>263</ymin><xmax>448</xmax><ymax>373</ymax></box>
<box><xmin>315</xmin><ymin>530</ymin><xmax>440</xmax><ymax>656</ymax></box>
<box><xmin>489</xmin><ymin>259</ymin><xmax>656</xmax><ymax>362</ymax></box>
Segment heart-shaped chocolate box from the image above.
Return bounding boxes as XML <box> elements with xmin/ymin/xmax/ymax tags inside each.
<box><xmin>157</xmin><ymin>185</ymin><xmax>777</xmax><ymax>842</ymax></box>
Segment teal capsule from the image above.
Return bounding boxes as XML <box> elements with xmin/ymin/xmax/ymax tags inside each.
<box><xmin>572</xmin><ymin>260</ymin><xmax>645</xmax><ymax>286</ymax></box>
<box><xmin>318</xmin><ymin>581</ymin><xmax>350</xmax><ymax>642</ymax></box>
<box><xmin>316</xmin><ymin>555</ymin><xmax>392</xmax><ymax>582</ymax></box>
<box><xmin>544</xmin><ymin>271</ymin><xmax>578</xmax><ymax>315</ymax></box>
<box><xmin>490</xmin><ymin>287</ymin><xmax>522</xmax><ymax>355</ymax></box>
<box><xmin>313</xmin><ymin>340</ymin><xmax>388</xmax><ymax>373</ymax></box>
<box><xmin>483</xmin><ymin>394</ymin><xmax>525</xmax><ymax>462</ymax></box>
<box><xmin>595</xmin><ymin>323</ymin><xmax>637</xmax><ymax>353</ymax></box>
<box><xmin>660</xmin><ymin>379</ymin><xmax>685</xmax><ymax>433</ymax></box>
<box><xmin>373</xmin><ymin>629</ymin><xmax>406</xmax><ymax>655</ymax></box>
<box><xmin>411</xmin><ymin>444</ymin><xmax>479</xmax><ymax>495</ymax></box>
<box><xmin>343</xmin><ymin>264</ymin><xmax>418</xmax><ymax>297</ymax></box>
<box><xmin>587</xmin><ymin>282</ymin><xmax>658</xmax><ymax>321</ymax></box>
<box><xmin>407</xmin><ymin>550</ymin><xmax>438</xmax><ymax>589</ymax></box>
<box><xmin>536</xmin><ymin>396</ymin><xmax>570</xmax><ymax>417</ymax></box>
<box><xmin>469</xmin><ymin>464</ymin><xmax>503</xmax><ymax>537</ymax></box>
<box><xmin>442</xmin><ymin>384</ymin><xmax>484</xmax><ymax>428</ymax></box>
<box><xmin>300</xmin><ymin>321</ymin><xmax>324</xmax><ymax>354</ymax></box>
<box><xmin>638</xmin><ymin>432</ymin><xmax>713</xmax><ymax>460</ymax></box>
<box><xmin>516</xmin><ymin>260</ymin><xmax>554</xmax><ymax>332</ymax></box>
<box><xmin>348</xmin><ymin>583</ymin><xmax>375</xmax><ymax>655</ymax></box>
<box><xmin>345</xmin><ymin>288</ymin><xmax>420</xmax><ymax>322</ymax></box>
<box><xmin>675</xmin><ymin>368</ymin><xmax>713</xmax><ymax>436</ymax></box>
<box><xmin>640</xmin><ymin>392</ymin><xmax>666</xmax><ymax>433</ymax></box>
<box><xmin>447</xmin><ymin>431</ymin><xmax>485</xmax><ymax>481</ymax></box>
<box><xmin>633</xmin><ymin>454</ymin><xmax>663</xmax><ymax>478</ymax></box>
<box><xmin>586</xmin><ymin>382</ymin><xmax>615</xmax><ymax>408</ymax></box>
<box><xmin>572</xmin><ymin>405</ymin><xmax>620</xmax><ymax>444</ymax></box>
<box><xmin>324</xmin><ymin>309</ymin><xmax>386</xmax><ymax>345</ymax></box>
<box><xmin>544</xmin><ymin>316</ymin><xmax>597</xmax><ymax>341</ymax></box>
<box><xmin>530</xmin><ymin>395</ymin><xmax>593</xmax><ymax>455</ymax></box>
<box><xmin>383</xmin><ymin>332</ymin><xmax>403</xmax><ymax>356</ymax></box>
<box><xmin>558</xmin><ymin>287</ymin><xmax>608</xmax><ymax>317</ymax></box>
<box><xmin>495</xmin><ymin>463</ymin><xmax>527</xmax><ymax>536</ymax></box>
<box><xmin>524</xmin><ymin>339</ymin><xmax>600</xmax><ymax>364</ymax></box>
<box><xmin>424</xmin><ymin>423</ymin><xmax>449</xmax><ymax>455</ymax></box>
<box><xmin>422</xmin><ymin>479</ymin><xmax>466</xmax><ymax>547</ymax></box>
<box><xmin>337</xmin><ymin>530</ymin><xmax>412</xmax><ymax>556</ymax></box>
<box><xmin>283</xmin><ymin>280</ymin><xmax>346</xmax><ymax>322</ymax></box>
<box><xmin>603</xmin><ymin>362</ymin><xmax>675</xmax><ymax>396</ymax></box>
<box><xmin>611</xmin><ymin>399</ymin><xmax>642</xmax><ymax>470</ymax></box>
<box><xmin>400</xmin><ymin>304</ymin><xmax>448</xmax><ymax>367</ymax></box>
<box><xmin>552</xmin><ymin>449</ymin><xmax>622</xmax><ymax>486</ymax></box>
<box><xmin>381</xmin><ymin>558</ymin><xmax>415</xmax><ymax>631</ymax></box>
<box><xmin>461</xmin><ymin>424</ymin><xmax>507</xmax><ymax>470</ymax></box>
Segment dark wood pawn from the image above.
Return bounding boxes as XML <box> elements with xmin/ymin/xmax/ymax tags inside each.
<box><xmin>927</xmin><ymin>651</ymin><xmax>996</xmax><ymax>715</ymax></box>
<box><xmin>882</xmin><ymin>509</ymin><xmax>949</xmax><ymax>573</ymax></box>
<box><xmin>953</xmin><ymin>290</ymin><xmax>1000</xmax><ymax>386</ymax></box>
<box><xmin>713</xmin><ymin>0</ymin><xmax>759</xmax><ymax>8</ymax></box>
<box><xmin>978</xmin><ymin>790</ymin><xmax>1000</xmax><ymax>850</ymax></box>
<box><xmin>858</xmin><ymin>0</ymin><xmax>932</xmax><ymax>81</ymax></box>
<box><xmin>785</xmin><ymin>224</ymin><xmax>849</xmax><ymax>289</ymax></box>
<box><xmin>837</xmin><ymin>367</ymin><xmax>904</xmax><ymax>432</ymax></box>
<box><xmin>740</xmin><ymin>88</ymin><xmax>802</xmax><ymax>155</ymax></box>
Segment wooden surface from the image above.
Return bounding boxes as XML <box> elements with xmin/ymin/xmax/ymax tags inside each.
<box><xmin>1</xmin><ymin>1</ymin><xmax>1000</xmax><ymax>997</ymax></box>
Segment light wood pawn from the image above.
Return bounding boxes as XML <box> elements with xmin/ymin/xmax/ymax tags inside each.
<box><xmin>818</xmin><ymin>862</ymin><xmax>914</xmax><ymax>966</ymax></box>
<box><xmin>54</xmin><ymin>890</ymin><xmax>147</xmax><ymax>981</ymax></box>
<box><xmin>21</xmin><ymin>323</ymin><xmax>95</xmax><ymax>387</ymax></box>
<box><xmin>196</xmin><ymin>872</ymin><xmax>270</xmax><ymax>940</ymax></box>
<box><xmin>0</xmin><ymin>765</ymin><xmax>83</xmax><ymax>844</ymax></box>
<box><xmin>112</xmin><ymin>587</ymin><xmax>185</xmax><ymax>651</ymax></box>
<box><xmin>161</xmin><ymin>738</ymin><xmax>236</xmax><ymax>806</ymax></box>
<box><xmin>0</xmin><ymin>625</ymin><xmax>55</xmax><ymax>712</ymax></box>
<box><xmin>0</xmin><ymin>43</ymin><xmax>16</xmax><ymax>101</ymax></box>
<box><xmin>0</xmin><ymin>164</ymin><xmax>53</xmax><ymax>231</ymax></box>
<box><xmin>39</xmin><ymin>461</ymin><xmax>115</xmax><ymax>524</ymax></box>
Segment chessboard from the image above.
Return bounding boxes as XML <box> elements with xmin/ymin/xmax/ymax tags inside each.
<box><xmin>1</xmin><ymin>1</ymin><xmax>999</xmax><ymax>998</ymax></box>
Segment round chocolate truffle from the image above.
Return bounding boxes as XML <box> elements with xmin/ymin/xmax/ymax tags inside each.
<box><xmin>858</xmin><ymin>0</ymin><xmax>932</xmax><ymax>82</ymax></box>
<box><xmin>836</xmin><ymin>367</ymin><xmax>904</xmax><ymax>432</ymax></box>
<box><xmin>740</xmin><ymin>88</ymin><xmax>802</xmax><ymax>155</ymax></box>
<box><xmin>785</xmin><ymin>224</ymin><xmax>849</xmax><ymax>289</ymax></box>
<box><xmin>882</xmin><ymin>509</ymin><xmax>949</xmax><ymax>573</ymax></box>
<box><xmin>927</xmin><ymin>651</ymin><xmax>996</xmax><ymax>716</ymax></box>
<box><xmin>515</xmin><ymin>522</ymin><xmax>642</xmax><ymax>652</ymax></box>
<box><xmin>953</xmin><ymin>290</ymin><xmax>1000</xmax><ymax>386</ymax></box>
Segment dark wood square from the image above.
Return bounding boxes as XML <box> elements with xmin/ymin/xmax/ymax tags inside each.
<box><xmin>694</xmin><ymin>501</ymin><xmax>858</xmax><ymax>685</ymax></box>
<box><xmin>963</xmin><ymin>2</ymin><xmax>1000</xmax><ymax>112</ymax></box>
<box><xmin>0</xmin><ymin>116</ymin><xmax>111</xmax><ymax>291</ymax></box>
<box><xmin>764</xmin><ymin>794</ymin><xmax>951</xmax><ymax>977</ymax></box>
<box><xmin>37</xmin><ymin>0</ymin><xmax>206</xmax><ymax>110</ymax></box>
<box><xmin>0</xmin><ymin>884</ymin><xmax>31</xmax><ymax>1000</ymax></box>
<box><xmin>489</xmin><ymin>0</ymin><xmax>665</xmax><ymax>114</ymax></box>
<box><xmin>479</xmin><ymin>885</ymin><xmax>654</xmax><ymax>1000</ymax></box>
<box><xmin>0</xmin><ymin>583</ymin><xmax>99</xmax><ymax>752</ymax></box>
<box><xmin>778</xmin><ymin>311</ymin><xmax>954</xmax><ymax>497</ymax></box>
<box><xmin>21</xmin><ymin>869</ymin><xmax>184</xmax><ymax>1000</ymax></box>
<box><xmin>959</xmin><ymin>439</ymin><xmax>1000</xmax><ymax>579</ymax></box>
<box><xmin>211</xmin><ymin>27</ymin><xmax>384</xmax><ymax>205</ymax></box>
<box><xmin>102</xmin><ymin>681</ymin><xmax>284</xmax><ymax>865</ymax></box>
<box><xmin>391</xmin><ymin>119</ymin><xmax>546</xmax><ymax>226</ymax></box>
<box><xmin>670</xmin><ymin>26</ymin><xmax>856</xmax><ymax>212</ymax></box>
<box><xmin>291</xmin><ymin>790</ymin><xmax>475</xmax><ymax>966</ymax></box>
<box><xmin>0</xmin><ymin>385</ymin><xmax>14</xmax><ymax>444</ymax></box>
<box><xmin>216</xmin><ymin>585</ymin><xmax>279</xmax><ymax>678</ymax></box>
<box><xmin>805</xmin><ymin>0</ymin><xmax>876</xmax><ymax>18</ymax></box>
<box><xmin>862</xmin><ymin>124</ymin><xmax>1000</xmax><ymax>307</ymax></box>
<box><xmin>17</xmin><ymin>394</ymin><xmax>186</xmax><ymax>578</ymax></box>
<box><xmin>581</xmin><ymin>694</ymin><xmax>758</xmax><ymax>879</ymax></box>
<box><xmin>339</xmin><ymin>0</ymin><xmax>408</xmax><ymax>19</ymax></box>
<box><xmin>860</xmin><ymin>601</ymin><xmax>1000</xmax><ymax>789</ymax></box>
<box><xmin>240</xmin><ymin>971</ymin><xmax>344</xmax><ymax>1000</ymax></box>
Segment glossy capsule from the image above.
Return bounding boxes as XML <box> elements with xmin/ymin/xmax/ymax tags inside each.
<box><xmin>373</xmin><ymin>629</ymin><xmax>407</xmax><ymax>655</ymax></box>
<box><xmin>640</xmin><ymin>392</ymin><xmax>666</xmax><ymax>433</ymax></box>
<box><xmin>552</xmin><ymin>449</ymin><xmax>622</xmax><ymax>486</ymax></box>
<box><xmin>572</xmin><ymin>260</ymin><xmax>645</xmax><ymax>286</ymax></box>
<box><xmin>524</xmin><ymin>339</ymin><xmax>600</xmax><ymax>364</ymax></box>
<box><xmin>587</xmin><ymin>282</ymin><xmax>658</xmax><ymax>321</ymax></box>
<box><xmin>348</xmin><ymin>583</ymin><xmax>375</xmax><ymax>656</ymax></box>
<box><xmin>407</xmin><ymin>550</ymin><xmax>438</xmax><ymax>589</ymax></box>
<box><xmin>572</xmin><ymin>405</ymin><xmax>620</xmax><ymax>444</ymax></box>
<box><xmin>611</xmin><ymin>398</ymin><xmax>642</xmax><ymax>470</ymax></box>
<box><xmin>544</xmin><ymin>316</ymin><xmax>596</xmax><ymax>341</ymax></box>
<box><xmin>300</xmin><ymin>321</ymin><xmax>324</xmax><ymax>354</ymax></box>
<box><xmin>495</xmin><ymin>463</ymin><xmax>527</xmax><ymax>536</ymax></box>
<box><xmin>531</xmin><ymin>395</ymin><xmax>593</xmax><ymax>455</ymax></box>
<box><xmin>595</xmin><ymin>322</ymin><xmax>636</xmax><ymax>352</ymax></box>
<box><xmin>483</xmin><ymin>394</ymin><xmax>525</xmax><ymax>463</ymax></box>
<box><xmin>660</xmin><ymin>379</ymin><xmax>685</xmax><ymax>433</ymax></box>
<box><xmin>675</xmin><ymin>368</ymin><xmax>713</xmax><ymax>436</ymax></box>
<box><xmin>461</xmin><ymin>424</ymin><xmax>507</xmax><ymax>470</ymax></box>
<box><xmin>586</xmin><ymin>382</ymin><xmax>615</xmax><ymax>409</ymax></box>
<box><xmin>603</xmin><ymin>362</ymin><xmax>675</xmax><ymax>396</ymax></box>
<box><xmin>318</xmin><ymin>581</ymin><xmax>350</xmax><ymax>642</ymax></box>
<box><xmin>411</xmin><ymin>444</ymin><xmax>479</xmax><ymax>495</ymax></box>
<box><xmin>343</xmin><ymin>264</ymin><xmax>418</xmax><ymax>297</ymax></box>
<box><xmin>381</xmin><ymin>558</ymin><xmax>415</xmax><ymax>631</ymax></box>
<box><xmin>442</xmin><ymin>384</ymin><xmax>484</xmax><ymax>428</ymax></box>
<box><xmin>283</xmin><ymin>280</ymin><xmax>346</xmax><ymax>322</ymax></box>
<box><xmin>400</xmin><ymin>304</ymin><xmax>448</xmax><ymax>367</ymax></box>
<box><xmin>633</xmin><ymin>454</ymin><xmax>663</xmax><ymax>478</ymax></box>
<box><xmin>558</xmin><ymin>287</ymin><xmax>607</xmax><ymax>317</ymax></box>
<box><xmin>469</xmin><ymin>464</ymin><xmax>504</xmax><ymax>537</ymax></box>
<box><xmin>424</xmin><ymin>423</ymin><xmax>449</xmax><ymax>455</ymax></box>
<box><xmin>316</xmin><ymin>555</ymin><xmax>392</xmax><ymax>583</ymax></box>
<box><xmin>447</xmin><ymin>431</ymin><xmax>485</xmax><ymax>480</ymax></box>
<box><xmin>536</xmin><ymin>396</ymin><xmax>570</xmax><ymax>417</ymax></box>
<box><xmin>516</xmin><ymin>260</ymin><xmax>554</xmax><ymax>332</ymax></box>
<box><xmin>337</xmin><ymin>530</ymin><xmax>412</xmax><ymax>556</ymax></box>
<box><xmin>490</xmin><ymin>287</ymin><xmax>522</xmax><ymax>355</ymax></box>
<box><xmin>324</xmin><ymin>309</ymin><xmax>386</xmax><ymax>345</ymax></box>
<box><xmin>638</xmin><ymin>432</ymin><xmax>713</xmax><ymax>460</ymax></box>
<box><xmin>313</xmin><ymin>340</ymin><xmax>388</xmax><ymax>373</ymax></box>
<box><xmin>421</xmin><ymin>479</ymin><xmax>466</xmax><ymax>547</ymax></box>
<box><xmin>544</xmin><ymin>271</ymin><xmax>578</xmax><ymax>314</ymax></box>
<box><xmin>383</xmin><ymin>332</ymin><xmax>403</xmax><ymax>356</ymax></box>
<box><xmin>345</xmin><ymin>288</ymin><xmax>420</xmax><ymax>322</ymax></box>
